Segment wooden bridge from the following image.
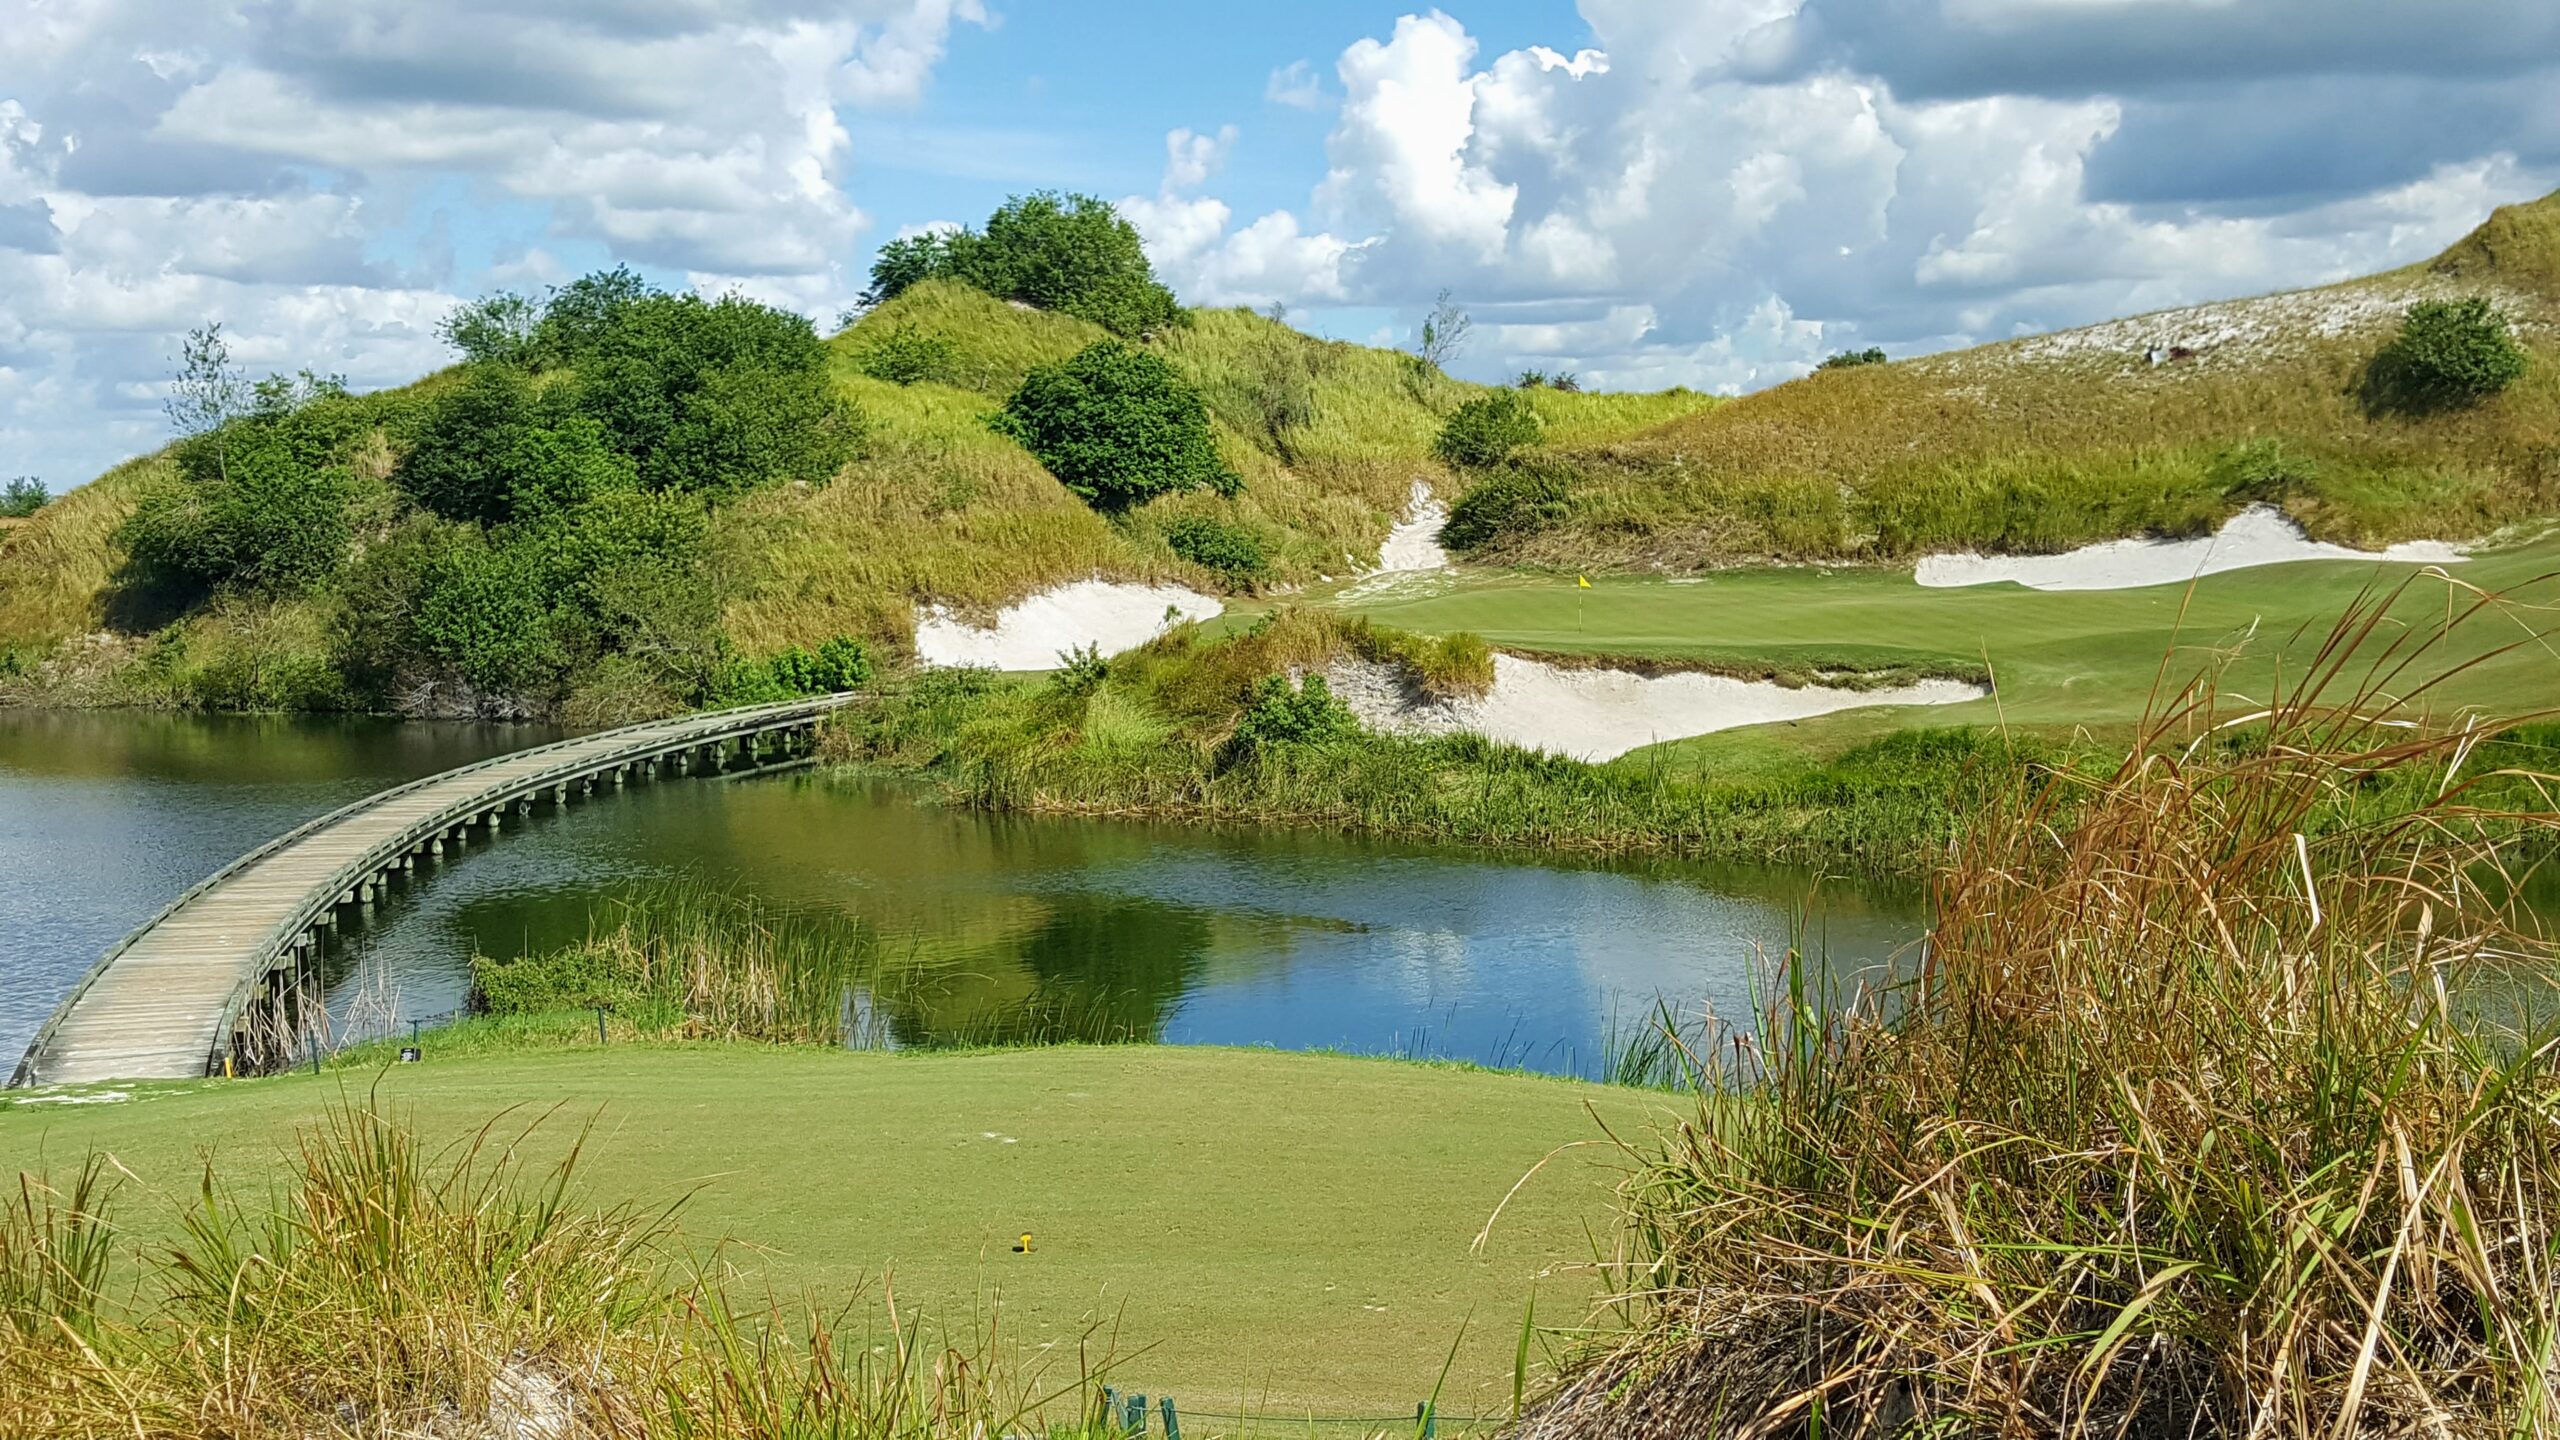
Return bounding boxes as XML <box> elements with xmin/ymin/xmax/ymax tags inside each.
<box><xmin>10</xmin><ymin>695</ymin><xmax>860</xmax><ymax>1088</ymax></box>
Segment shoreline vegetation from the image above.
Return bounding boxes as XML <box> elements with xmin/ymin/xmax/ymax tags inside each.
<box><xmin>9</xmin><ymin>585</ymin><xmax>2560</xmax><ymax>1433</ymax></box>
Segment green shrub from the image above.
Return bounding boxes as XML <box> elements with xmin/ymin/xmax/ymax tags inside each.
<box><xmin>705</xmin><ymin>635</ymin><xmax>873</xmax><ymax>706</ymax></box>
<box><xmin>992</xmin><ymin>340</ymin><xmax>1237</xmax><ymax>510</ymax></box>
<box><xmin>120</xmin><ymin>430</ymin><xmax>353</xmax><ymax>597</ymax></box>
<box><xmin>409</xmin><ymin>536</ymin><xmax>558</xmax><ymax>697</ymax></box>
<box><xmin>438</xmin><ymin>292</ymin><xmax>540</xmax><ymax>367</ymax></box>
<box><xmin>1162</xmin><ymin>514</ymin><xmax>1268</xmax><ymax>586</ymax></box>
<box><xmin>1439</xmin><ymin>459</ymin><xmax>1576</xmax><ymax>551</ymax></box>
<box><xmin>425</xmin><ymin>270</ymin><xmax>865</xmax><ymax>503</ymax></box>
<box><xmin>771</xmin><ymin>635</ymin><xmax>873</xmax><ymax>694</ymax></box>
<box><xmin>470</xmin><ymin>943</ymin><xmax>651</xmax><ymax>1016</ymax></box>
<box><xmin>2368</xmin><ymin>297</ymin><xmax>2526</xmax><ymax>410</ymax></box>
<box><xmin>1433</xmin><ymin>389</ymin><xmax>1542</xmax><ymax>469</ymax></box>
<box><xmin>551</xmin><ymin>287</ymin><xmax>863</xmax><ymax>496</ymax></box>
<box><xmin>1232</xmin><ymin>672</ymin><xmax>1359</xmax><ymax>749</ymax></box>
<box><xmin>1817</xmin><ymin>346</ymin><xmax>1888</xmax><ymax>370</ymax></box>
<box><xmin>855</xmin><ymin>323</ymin><xmax>958</xmax><ymax>385</ymax></box>
<box><xmin>1052</xmin><ymin>643</ymin><xmax>1110</xmax><ymax>695</ymax></box>
<box><xmin>0</xmin><ymin>476</ymin><xmax>47</xmax><ymax>518</ymax></box>
<box><xmin>864</xmin><ymin>193</ymin><xmax>1183</xmax><ymax>337</ymax></box>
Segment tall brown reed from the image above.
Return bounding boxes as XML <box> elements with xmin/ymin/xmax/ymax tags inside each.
<box><xmin>1531</xmin><ymin>575</ymin><xmax>2560</xmax><ymax>1438</ymax></box>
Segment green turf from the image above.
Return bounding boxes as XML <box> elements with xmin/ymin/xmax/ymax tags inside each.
<box><xmin>0</xmin><ymin>1043</ymin><xmax>1676</xmax><ymax>1420</ymax></box>
<box><xmin>1328</xmin><ymin>534</ymin><xmax>2560</xmax><ymax>774</ymax></box>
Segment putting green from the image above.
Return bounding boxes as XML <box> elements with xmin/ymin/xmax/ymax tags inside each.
<box><xmin>1329</xmin><ymin>535</ymin><xmax>2560</xmax><ymax>772</ymax></box>
<box><xmin>0</xmin><ymin>1044</ymin><xmax>1678</xmax><ymax>1419</ymax></box>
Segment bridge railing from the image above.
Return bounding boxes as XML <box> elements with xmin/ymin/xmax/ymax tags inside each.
<box><xmin>11</xmin><ymin>693</ymin><xmax>861</xmax><ymax>1087</ymax></box>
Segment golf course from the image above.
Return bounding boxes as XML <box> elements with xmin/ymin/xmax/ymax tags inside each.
<box><xmin>4</xmin><ymin>160</ymin><xmax>2559</xmax><ymax>1438</ymax></box>
<box><xmin>0</xmin><ymin>1044</ymin><xmax>1674</xmax><ymax>1422</ymax></box>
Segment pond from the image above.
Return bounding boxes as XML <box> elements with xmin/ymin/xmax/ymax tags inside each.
<box><xmin>0</xmin><ymin>710</ymin><xmax>1925</xmax><ymax>1079</ymax></box>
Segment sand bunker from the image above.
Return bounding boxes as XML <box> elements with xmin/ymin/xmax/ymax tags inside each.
<box><xmin>915</xmin><ymin>580</ymin><xmax>1221</xmax><ymax>670</ymax></box>
<box><xmin>1341</xmin><ymin>481</ymin><xmax>1453</xmax><ymax>600</ymax></box>
<box><xmin>1376</xmin><ymin>480</ymin><xmax>1450</xmax><ymax>572</ymax></box>
<box><xmin>1328</xmin><ymin>655</ymin><xmax>1985</xmax><ymax>763</ymax></box>
<box><xmin>1915</xmin><ymin>505</ymin><xmax>2467</xmax><ymax>592</ymax></box>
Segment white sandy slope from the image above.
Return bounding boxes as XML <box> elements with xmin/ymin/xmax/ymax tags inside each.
<box><xmin>1915</xmin><ymin>505</ymin><xmax>2467</xmax><ymax>593</ymax></box>
<box><xmin>1327</xmin><ymin>655</ymin><xmax>1986</xmax><ymax>763</ymax></box>
<box><xmin>1339</xmin><ymin>481</ymin><xmax>1453</xmax><ymax>601</ymax></box>
<box><xmin>914</xmin><ymin>580</ymin><xmax>1222</xmax><ymax>670</ymax></box>
<box><xmin>1376</xmin><ymin>479</ymin><xmax>1449</xmax><ymax>572</ymax></box>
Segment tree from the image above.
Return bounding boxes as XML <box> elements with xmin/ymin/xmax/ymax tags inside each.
<box><xmin>1817</xmin><ymin>347</ymin><xmax>1888</xmax><ymax>371</ymax></box>
<box><xmin>121</xmin><ymin>431</ymin><xmax>352</xmax><ymax>596</ymax></box>
<box><xmin>2367</xmin><ymin>298</ymin><xmax>2527</xmax><ymax>411</ymax></box>
<box><xmin>0</xmin><ymin>476</ymin><xmax>45</xmax><ymax>518</ymax></box>
<box><xmin>861</xmin><ymin>231</ymin><xmax>960</xmax><ymax>307</ymax></box>
<box><xmin>440</xmin><ymin>292</ymin><xmax>541</xmax><ymax>366</ymax></box>
<box><xmin>865</xmin><ymin>194</ymin><xmax>1183</xmax><ymax>337</ymax></box>
<box><xmin>1416</xmin><ymin>288</ymin><xmax>1472</xmax><ymax>372</ymax></box>
<box><xmin>166</xmin><ymin>324</ymin><xmax>247</xmax><ymax>480</ymax></box>
<box><xmin>1434</xmin><ymin>389</ymin><xmax>1543</xmax><ymax>469</ymax></box>
<box><xmin>409</xmin><ymin>535</ymin><xmax>558</xmax><ymax>697</ymax></box>
<box><xmin>991</xmin><ymin>340</ymin><xmax>1236</xmax><ymax>511</ymax></box>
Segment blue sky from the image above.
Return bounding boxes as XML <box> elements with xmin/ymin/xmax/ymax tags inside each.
<box><xmin>0</xmin><ymin>1</ymin><xmax>2554</xmax><ymax>487</ymax></box>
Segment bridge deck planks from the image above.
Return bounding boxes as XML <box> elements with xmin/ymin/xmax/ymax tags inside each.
<box><xmin>16</xmin><ymin>697</ymin><xmax>852</xmax><ymax>1088</ymax></box>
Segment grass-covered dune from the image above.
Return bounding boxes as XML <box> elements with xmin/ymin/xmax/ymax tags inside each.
<box><xmin>0</xmin><ymin>258</ymin><xmax>1704</xmax><ymax>718</ymax></box>
<box><xmin>0</xmin><ymin>1043</ymin><xmax>1670</xmax><ymax>1421</ymax></box>
<box><xmin>1463</xmin><ymin>190</ymin><xmax>2560</xmax><ymax>571</ymax></box>
<box><xmin>720</xmin><ymin>281</ymin><xmax>1707</xmax><ymax>655</ymax></box>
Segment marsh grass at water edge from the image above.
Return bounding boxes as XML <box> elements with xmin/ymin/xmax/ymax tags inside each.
<box><xmin>1530</xmin><ymin>573</ymin><xmax>2560</xmax><ymax>1438</ymax></box>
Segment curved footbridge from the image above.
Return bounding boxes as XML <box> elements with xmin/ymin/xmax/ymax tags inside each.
<box><xmin>12</xmin><ymin>695</ymin><xmax>860</xmax><ymax>1089</ymax></box>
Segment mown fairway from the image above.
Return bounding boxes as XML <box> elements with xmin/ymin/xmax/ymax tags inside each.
<box><xmin>1333</xmin><ymin>535</ymin><xmax>2560</xmax><ymax>774</ymax></box>
<box><xmin>0</xmin><ymin>1044</ymin><xmax>1676</xmax><ymax>1420</ymax></box>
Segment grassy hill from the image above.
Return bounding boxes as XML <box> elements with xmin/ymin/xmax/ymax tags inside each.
<box><xmin>0</xmin><ymin>279</ymin><xmax>1705</xmax><ymax>714</ymax></box>
<box><xmin>719</xmin><ymin>282</ymin><xmax>1705</xmax><ymax>653</ymax></box>
<box><xmin>1465</xmin><ymin>190</ymin><xmax>2560</xmax><ymax>571</ymax></box>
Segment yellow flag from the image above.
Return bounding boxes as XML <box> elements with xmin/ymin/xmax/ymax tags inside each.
<box><xmin>1576</xmin><ymin>574</ymin><xmax>1591</xmax><ymax>589</ymax></box>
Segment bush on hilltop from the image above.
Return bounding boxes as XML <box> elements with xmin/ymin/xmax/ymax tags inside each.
<box><xmin>863</xmin><ymin>192</ymin><xmax>1183</xmax><ymax>338</ymax></box>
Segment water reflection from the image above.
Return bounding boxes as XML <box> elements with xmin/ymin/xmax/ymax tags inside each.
<box><xmin>326</xmin><ymin>770</ymin><xmax>1927</xmax><ymax>1076</ymax></box>
<box><xmin>0</xmin><ymin>709</ymin><xmax>554</xmax><ymax>1062</ymax></box>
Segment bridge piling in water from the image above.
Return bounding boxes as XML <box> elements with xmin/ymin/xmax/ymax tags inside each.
<box><xmin>11</xmin><ymin>694</ymin><xmax>861</xmax><ymax>1088</ymax></box>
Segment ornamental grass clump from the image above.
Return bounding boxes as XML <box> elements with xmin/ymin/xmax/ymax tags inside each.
<box><xmin>1532</xmin><ymin>576</ymin><xmax>2560</xmax><ymax>1439</ymax></box>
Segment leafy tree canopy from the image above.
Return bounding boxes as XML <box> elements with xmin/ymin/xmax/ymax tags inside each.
<box><xmin>862</xmin><ymin>193</ymin><xmax>1183</xmax><ymax>337</ymax></box>
<box><xmin>991</xmin><ymin>340</ymin><xmax>1236</xmax><ymax>511</ymax></box>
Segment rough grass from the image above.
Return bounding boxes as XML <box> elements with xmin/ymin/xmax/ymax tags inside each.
<box><xmin>719</xmin><ymin>287</ymin><xmax>1717</xmax><ymax>658</ymax></box>
<box><xmin>1493</xmin><ymin>190</ymin><xmax>2560</xmax><ymax>571</ymax></box>
<box><xmin>831</xmin><ymin>610</ymin><xmax>2046</xmax><ymax>872</ymax></box>
<box><xmin>0</xmin><ymin>1095</ymin><xmax>1124</xmax><ymax>1440</ymax></box>
<box><xmin>0</xmin><ymin>1046</ymin><xmax>1669</xmax><ymax>1420</ymax></box>
<box><xmin>1528</xmin><ymin>582</ymin><xmax>2560</xmax><ymax>1439</ymax></box>
<box><xmin>0</xmin><ymin>454</ymin><xmax>168</xmax><ymax>651</ymax></box>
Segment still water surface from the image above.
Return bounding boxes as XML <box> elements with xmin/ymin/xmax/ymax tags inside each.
<box><xmin>0</xmin><ymin>710</ymin><xmax>1923</xmax><ymax>1076</ymax></box>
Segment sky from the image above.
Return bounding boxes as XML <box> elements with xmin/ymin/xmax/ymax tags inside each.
<box><xmin>2</xmin><ymin>1</ymin><xmax>2556</xmax><ymax>488</ymax></box>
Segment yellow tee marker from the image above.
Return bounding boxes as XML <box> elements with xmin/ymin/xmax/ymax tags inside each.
<box><xmin>1013</xmin><ymin>1233</ymin><xmax>1033</xmax><ymax>1253</ymax></box>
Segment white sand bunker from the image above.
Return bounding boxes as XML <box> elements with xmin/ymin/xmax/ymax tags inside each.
<box><xmin>915</xmin><ymin>580</ymin><xmax>1221</xmax><ymax>670</ymax></box>
<box><xmin>1377</xmin><ymin>479</ymin><xmax>1449</xmax><ymax>572</ymax></box>
<box><xmin>1916</xmin><ymin>505</ymin><xmax>2467</xmax><ymax>593</ymax></box>
<box><xmin>1328</xmin><ymin>655</ymin><xmax>1986</xmax><ymax>763</ymax></box>
<box><xmin>1343</xmin><ymin>481</ymin><xmax>1454</xmax><ymax>600</ymax></box>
